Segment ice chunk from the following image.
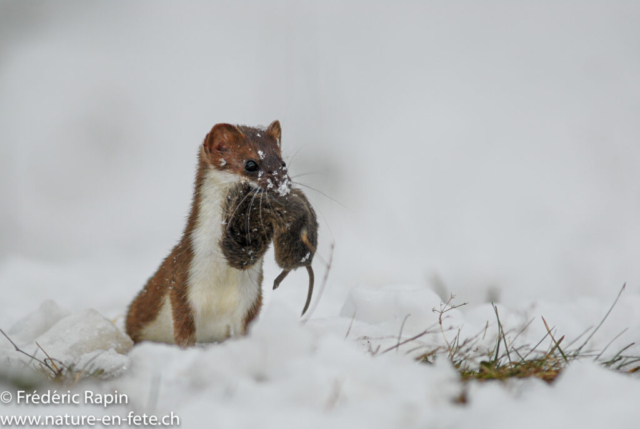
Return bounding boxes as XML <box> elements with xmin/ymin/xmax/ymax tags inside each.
<box><xmin>0</xmin><ymin>303</ymin><xmax>133</xmax><ymax>380</ymax></box>
<box><xmin>33</xmin><ymin>308</ymin><xmax>133</xmax><ymax>362</ymax></box>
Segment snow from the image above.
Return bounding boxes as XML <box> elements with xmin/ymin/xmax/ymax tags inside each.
<box><xmin>2</xmin><ymin>283</ymin><xmax>640</xmax><ymax>428</ymax></box>
<box><xmin>2</xmin><ymin>1</ymin><xmax>640</xmax><ymax>428</ymax></box>
<box><xmin>277</xmin><ymin>178</ymin><xmax>292</xmax><ymax>196</ymax></box>
<box><xmin>340</xmin><ymin>285</ymin><xmax>460</xmax><ymax>333</ymax></box>
<box><xmin>461</xmin><ymin>362</ymin><xmax>640</xmax><ymax>428</ymax></box>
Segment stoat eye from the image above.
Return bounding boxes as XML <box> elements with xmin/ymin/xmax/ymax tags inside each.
<box><xmin>244</xmin><ymin>160</ymin><xmax>259</xmax><ymax>172</ymax></box>
<box><xmin>281</xmin><ymin>161</ymin><xmax>287</xmax><ymax>168</ymax></box>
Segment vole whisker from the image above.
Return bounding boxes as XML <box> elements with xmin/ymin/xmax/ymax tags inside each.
<box><xmin>225</xmin><ymin>186</ymin><xmax>255</xmax><ymax>232</ymax></box>
<box><xmin>264</xmin><ymin>193</ymin><xmax>285</xmax><ymax>215</ymax></box>
<box><xmin>265</xmin><ymin>193</ymin><xmax>275</xmax><ymax>213</ymax></box>
<box><xmin>246</xmin><ymin>188</ymin><xmax>260</xmax><ymax>242</ymax></box>
<box><xmin>266</xmin><ymin>195</ymin><xmax>286</xmax><ymax>207</ymax></box>
<box><xmin>259</xmin><ymin>190</ymin><xmax>267</xmax><ymax>235</ymax></box>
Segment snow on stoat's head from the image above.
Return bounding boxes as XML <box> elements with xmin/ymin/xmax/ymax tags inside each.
<box><xmin>202</xmin><ymin>121</ymin><xmax>290</xmax><ymax>194</ymax></box>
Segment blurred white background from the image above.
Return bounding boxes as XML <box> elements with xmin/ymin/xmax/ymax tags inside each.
<box><xmin>1</xmin><ymin>1</ymin><xmax>639</xmax><ymax>324</ymax></box>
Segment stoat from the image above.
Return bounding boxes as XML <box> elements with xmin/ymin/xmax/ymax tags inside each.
<box><xmin>125</xmin><ymin>121</ymin><xmax>294</xmax><ymax>347</ymax></box>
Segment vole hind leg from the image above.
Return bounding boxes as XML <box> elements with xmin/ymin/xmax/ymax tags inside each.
<box><xmin>273</xmin><ymin>269</ymin><xmax>290</xmax><ymax>290</ymax></box>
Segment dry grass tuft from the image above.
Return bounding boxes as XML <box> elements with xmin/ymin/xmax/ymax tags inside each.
<box><xmin>458</xmin><ymin>356</ymin><xmax>564</xmax><ymax>384</ymax></box>
<box><xmin>412</xmin><ymin>285</ymin><xmax>640</xmax><ymax>391</ymax></box>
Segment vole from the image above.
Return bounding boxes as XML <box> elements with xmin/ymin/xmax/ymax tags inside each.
<box><xmin>126</xmin><ymin>121</ymin><xmax>305</xmax><ymax>347</ymax></box>
<box><xmin>222</xmin><ymin>183</ymin><xmax>319</xmax><ymax>315</ymax></box>
<box><xmin>269</xmin><ymin>188</ymin><xmax>318</xmax><ymax>315</ymax></box>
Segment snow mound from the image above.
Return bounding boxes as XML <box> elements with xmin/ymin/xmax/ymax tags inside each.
<box><xmin>6</xmin><ymin>300</ymin><xmax>71</xmax><ymax>345</ymax></box>
<box><xmin>115</xmin><ymin>302</ymin><xmax>462</xmax><ymax>428</ymax></box>
<box><xmin>340</xmin><ymin>285</ymin><xmax>465</xmax><ymax>335</ymax></box>
<box><xmin>461</xmin><ymin>361</ymin><xmax>640</xmax><ymax>428</ymax></box>
<box><xmin>1</xmin><ymin>302</ymin><xmax>133</xmax><ymax>378</ymax></box>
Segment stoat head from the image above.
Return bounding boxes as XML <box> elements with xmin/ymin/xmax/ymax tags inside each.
<box><xmin>202</xmin><ymin>120</ymin><xmax>291</xmax><ymax>195</ymax></box>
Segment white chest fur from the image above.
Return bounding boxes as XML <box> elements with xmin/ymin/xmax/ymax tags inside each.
<box><xmin>140</xmin><ymin>170</ymin><xmax>262</xmax><ymax>344</ymax></box>
<box><xmin>187</xmin><ymin>170</ymin><xmax>262</xmax><ymax>343</ymax></box>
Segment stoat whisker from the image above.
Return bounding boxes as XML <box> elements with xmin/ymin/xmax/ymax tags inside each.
<box><xmin>285</xmin><ymin>144</ymin><xmax>308</xmax><ymax>171</ymax></box>
<box><xmin>291</xmin><ymin>182</ymin><xmax>336</xmax><ymax>242</ymax></box>
<box><xmin>290</xmin><ymin>170</ymin><xmax>329</xmax><ymax>179</ymax></box>
<box><xmin>291</xmin><ymin>181</ymin><xmax>351</xmax><ymax>211</ymax></box>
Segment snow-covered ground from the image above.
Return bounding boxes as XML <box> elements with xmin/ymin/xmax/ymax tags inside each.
<box><xmin>2</xmin><ymin>282</ymin><xmax>640</xmax><ymax>428</ymax></box>
<box><xmin>1</xmin><ymin>1</ymin><xmax>640</xmax><ymax>428</ymax></box>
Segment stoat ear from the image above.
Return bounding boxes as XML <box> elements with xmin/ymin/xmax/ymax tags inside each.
<box><xmin>204</xmin><ymin>123</ymin><xmax>243</xmax><ymax>157</ymax></box>
<box><xmin>266</xmin><ymin>120</ymin><xmax>282</xmax><ymax>144</ymax></box>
